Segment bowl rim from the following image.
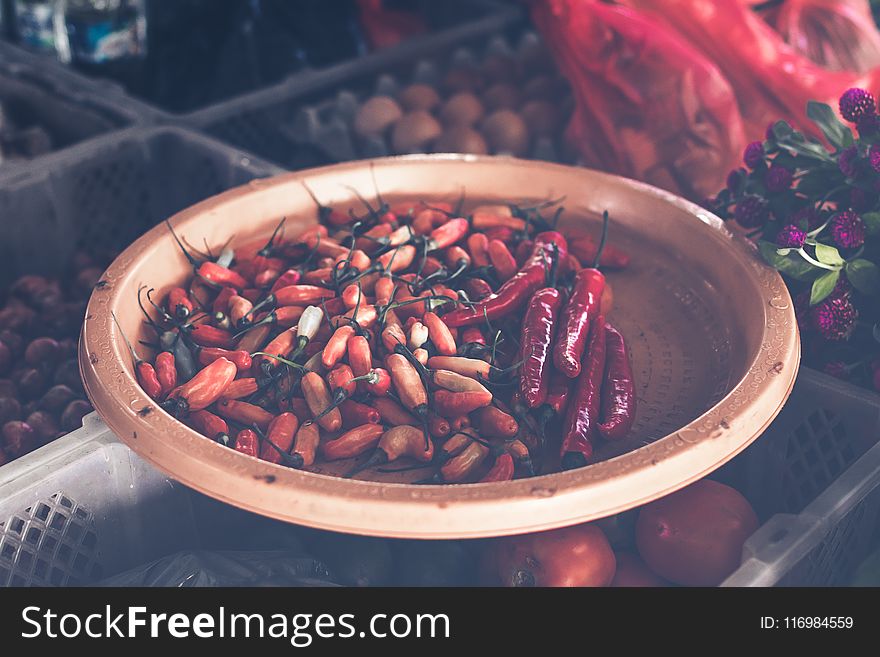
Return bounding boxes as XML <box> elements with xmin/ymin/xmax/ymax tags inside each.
<box><xmin>80</xmin><ymin>154</ymin><xmax>799</xmax><ymax>538</ymax></box>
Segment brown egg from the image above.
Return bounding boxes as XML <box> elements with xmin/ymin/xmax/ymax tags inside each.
<box><xmin>397</xmin><ymin>84</ymin><xmax>441</xmax><ymax>112</ymax></box>
<box><xmin>482</xmin><ymin>83</ymin><xmax>521</xmax><ymax>111</ymax></box>
<box><xmin>391</xmin><ymin>111</ymin><xmax>443</xmax><ymax>154</ymax></box>
<box><xmin>435</xmin><ymin>126</ymin><xmax>489</xmax><ymax>155</ymax></box>
<box><xmin>353</xmin><ymin>96</ymin><xmax>403</xmax><ymax>137</ymax></box>
<box><xmin>481</xmin><ymin>52</ymin><xmax>520</xmax><ymax>84</ymax></box>
<box><xmin>481</xmin><ymin>110</ymin><xmax>530</xmax><ymax>156</ymax></box>
<box><xmin>438</xmin><ymin>92</ymin><xmax>484</xmax><ymax>126</ymax></box>
<box><xmin>520</xmin><ymin>100</ymin><xmax>560</xmax><ymax>138</ymax></box>
<box><xmin>523</xmin><ymin>75</ymin><xmax>558</xmax><ymax>101</ymax></box>
<box><xmin>443</xmin><ymin>67</ymin><xmax>484</xmax><ymax>94</ymax></box>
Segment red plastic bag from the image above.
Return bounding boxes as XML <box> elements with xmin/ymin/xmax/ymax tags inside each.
<box><xmin>530</xmin><ymin>0</ymin><xmax>746</xmax><ymax>201</ymax></box>
<box><xmin>770</xmin><ymin>0</ymin><xmax>880</xmax><ymax>73</ymax></box>
<box><xmin>624</xmin><ymin>0</ymin><xmax>860</xmax><ymax>137</ymax></box>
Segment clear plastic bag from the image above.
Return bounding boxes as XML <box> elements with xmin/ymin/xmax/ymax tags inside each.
<box><xmin>98</xmin><ymin>550</ymin><xmax>339</xmax><ymax>587</ymax></box>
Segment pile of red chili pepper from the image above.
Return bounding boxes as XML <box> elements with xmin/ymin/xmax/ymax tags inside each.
<box><xmin>122</xmin><ymin>184</ymin><xmax>635</xmax><ymax>483</ymax></box>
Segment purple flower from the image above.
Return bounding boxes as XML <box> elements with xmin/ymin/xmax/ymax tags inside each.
<box><xmin>858</xmin><ymin>114</ymin><xmax>880</xmax><ymax>137</ymax></box>
<box><xmin>839</xmin><ymin>88</ymin><xmax>876</xmax><ymax>123</ymax></box>
<box><xmin>870</xmin><ymin>144</ymin><xmax>880</xmax><ymax>173</ymax></box>
<box><xmin>839</xmin><ymin>146</ymin><xmax>859</xmax><ymax>177</ymax></box>
<box><xmin>726</xmin><ymin>168</ymin><xmax>746</xmax><ymax>194</ymax></box>
<box><xmin>765</xmin><ymin>165</ymin><xmax>793</xmax><ymax>192</ymax></box>
<box><xmin>734</xmin><ymin>195</ymin><xmax>769</xmax><ymax>228</ymax></box>
<box><xmin>743</xmin><ymin>141</ymin><xmax>764</xmax><ymax>169</ymax></box>
<box><xmin>829</xmin><ymin>210</ymin><xmax>866</xmax><ymax>249</ymax></box>
<box><xmin>811</xmin><ymin>295</ymin><xmax>858</xmax><ymax>341</ymax></box>
<box><xmin>776</xmin><ymin>224</ymin><xmax>806</xmax><ymax>248</ymax></box>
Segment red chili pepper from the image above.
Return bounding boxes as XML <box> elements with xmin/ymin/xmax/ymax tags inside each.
<box><xmin>197</xmin><ymin>347</ymin><xmax>252</xmax><ymax>371</ymax></box>
<box><xmin>569</xmin><ymin>236</ymin><xmax>630</xmax><ymax>269</ymax></box>
<box><xmin>597</xmin><ymin>323</ymin><xmax>636</xmax><ymax>441</ymax></box>
<box><xmin>520</xmin><ymin>287</ymin><xmax>564</xmax><ymax>408</ymax></box>
<box><xmin>346</xmin><ymin>425</ymin><xmax>434</xmax><ymax>477</ymax></box>
<box><xmin>440</xmin><ymin>440</ymin><xmax>490</xmax><ymax>482</ymax></box>
<box><xmin>260</xmin><ymin>412</ymin><xmax>299</xmax><ymax>464</ymax></box>
<box><xmin>189</xmin><ymin>324</ymin><xmax>235</xmax><ymax>349</ymax></box>
<box><xmin>427</xmin><ymin>218</ymin><xmax>469</xmax><ymax>251</ymax></box>
<box><xmin>321</xmin><ymin>424</ymin><xmax>385</xmax><ymax>461</ymax></box>
<box><xmin>462</xmin><ymin>278</ymin><xmax>493</xmax><ymax>301</ymax></box>
<box><xmin>234</xmin><ymin>429</ymin><xmax>260</xmax><ymax>457</ymax></box>
<box><xmin>212</xmin><ymin>287</ymin><xmax>237</xmax><ymax>314</ymax></box>
<box><xmin>488</xmin><ymin>239</ymin><xmax>518</xmax><ymax>281</ymax></box>
<box><xmin>472</xmin><ymin>405</ymin><xmax>519</xmax><ymax>439</ymax></box>
<box><xmin>301</xmin><ymin>372</ymin><xmax>342</xmax><ymax>432</ymax></box>
<box><xmin>445</xmin><ymin>246</ymin><xmax>471</xmax><ymax>269</ymax></box>
<box><xmin>386</xmin><ymin>354</ymin><xmax>428</xmax><ymax>419</ymax></box>
<box><xmin>189</xmin><ymin>409</ymin><xmax>229</xmax><ymax>444</ymax></box>
<box><xmin>429</xmin><ymin>414</ymin><xmax>452</xmax><ymax>439</ymax></box>
<box><xmin>552</xmin><ymin>268</ymin><xmax>604</xmax><ymax>378</ymax></box>
<box><xmin>561</xmin><ymin>315</ymin><xmax>607</xmax><ymax>470</ymax></box>
<box><xmin>328</xmin><ymin>364</ymin><xmax>356</xmax><ymax>397</ymax></box>
<box><xmin>274</xmin><ymin>285</ymin><xmax>336</xmax><ymax>306</ymax></box>
<box><xmin>480</xmin><ymin>452</ymin><xmax>515</xmax><ymax>482</ymax></box>
<box><xmin>364</xmin><ymin>367</ymin><xmax>391</xmax><ymax>396</ymax></box>
<box><xmin>228</xmin><ymin>295</ymin><xmax>253</xmax><ymax>326</ymax></box>
<box><xmin>198</xmin><ymin>261</ymin><xmax>248</xmax><ymax>289</ymax></box>
<box><xmin>286</xmin><ymin>397</ymin><xmax>312</xmax><ymax>424</ymax></box>
<box><xmin>472</xmin><ymin>212</ymin><xmax>527</xmax><ymax>232</ymax></box>
<box><xmin>482</xmin><ymin>226</ymin><xmax>515</xmax><ymax>243</ymax></box>
<box><xmin>433</xmin><ymin>389</ymin><xmax>492</xmax><ymax>417</ymax></box>
<box><xmin>155</xmin><ymin>351</ymin><xmax>177</xmax><ymax>397</ymax></box>
<box><xmin>442</xmin><ymin>231</ymin><xmax>568</xmax><ymax>327</ymax></box>
<box><xmin>166</xmin><ymin>287</ymin><xmax>193</xmax><ymax>320</ymax></box>
<box><xmin>514</xmin><ymin>239</ymin><xmax>535</xmax><ymax>267</ymax></box>
<box><xmin>378</xmin><ymin>245</ymin><xmax>417</xmax><ymax>273</ymax></box>
<box><xmin>137</xmin><ymin>361</ymin><xmax>163</xmax><ymax>400</ymax></box>
<box><xmin>270</xmin><ymin>269</ymin><xmax>302</xmax><ymax>293</ymax></box>
<box><xmin>254</xmin><ymin>268</ymin><xmax>281</xmax><ymax>288</ymax></box>
<box><xmin>461</xmin><ymin>326</ymin><xmax>486</xmax><ymax>346</ymax></box>
<box><xmin>215</xmin><ymin>399</ymin><xmax>274</xmax><ymax>431</ymax></box>
<box><xmin>423</xmin><ymin>311</ymin><xmax>457</xmax><ymax>355</ymax></box>
<box><xmin>168</xmin><ymin>357</ymin><xmax>237</xmax><ymax>415</ymax></box>
<box><xmin>371</xmin><ymin>396</ymin><xmax>418</xmax><ymax>425</ymax></box>
<box><xmin>467</xmin><ymin>233</ymin><xmax>491</xmax><ymax>268</ymax></box>
<box><xmin>218</xmin><ymin>377</ymin><xmax>259</xmax><ymax>400</ymax></box>
<box><xmin>545</xmin><ymin>369</ymin><xmax>570</xmax><ymax>416</ymax></box>
<box><xmin>339</xmin><ymin>399</ymin><xmax>381</xmax><ymax>427</ymax></box>
<box><xmin>290</xmin><ymin>422</ymin><xmax>321</xmax><ymax>467</ymax></box>
<box><xmin>258</xmin><ymin>327</ymin><xmax>297</xmax><ymax>369</ymax></box>
<box><xmin>426</xmin><ymin>356</ymin><xmax>491</xmax><ymax>379</ymax></box>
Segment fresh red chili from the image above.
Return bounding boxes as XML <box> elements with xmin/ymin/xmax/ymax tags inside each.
<box><xmin>234</xmin><ymin>428</ymin><xmax>260</xmax><ymax>457</ymax></box>
<box><xmin>552</xmin><ymin>268</ymin><xmax>604</xmax><ymax>379</ymax></box>
<box><xmin>442</xmin><ymin>231</ymin><xmax>568</xmax><ymax>327</ymax></box>
<box><xmin>339</xmin><ymin>399</ymin><xmax>381</xmax><ymax>427</ymax></box>
<box><xmin>197</xmin><ymin>347</ymin><xmax>252</xmax><ymax>371</ymax></box>
<box><xmin>167</xmin><ymin>287</ymin><xmax>193</xmax><ymax>320</ymax></box>
<box><xmin>346</xmin><ymin>425</ymin><xmax>433</xmax><ymax>477</ymax></box>
<box><xmin>519</xmin><ymin>287</ymin><xmax>564</xmax><ymax>408</ymax></box>
<box><xmin>189</xmin><ymin>324</ymin><xmax>235</xmax><ymax>349</ymax></box>
<box><xmin>215</xmin><ymin>399</ymin><xmax>274</xmax><ymax>431</ymax></box>
<box><xmin>188</xmin><ymin>409</ymin><xmax>230</xmax><ymax>445</ymax></box>
<box><xmin>480</xmin><ymin>452</ymin><xmax>515</xmax><ymax>482</ymax></box>
<box><xmin>198</xmin><ymin>261</ymin><xmax>248</xmax><ymax>289</ymax></box>
<box><xmin>321</xmin><ymin>423</ymin><xmax>385</xmax><ymax>461</ymax></box>
<box><xmin>560</xmin><ymin>314</ymin><xmax>607</xmax><ymax>470</ymax></box>
<box><xmin>488</xmin><ymin>239</ymin><xmax>518</xmax><ymax>281</ymax></box>
<box><xmin>597</xmin><ymin>323</ymin><xmax>636</xmax><ymax>441</ymax></box>
<box><xmin>260</xmin><ymin>412</ymin><xmax>299</xmax><ymax>464</ymax></box>
<box><xmin>154</xmin><ymin>351</ymin><xmax>177</xmax><ymax>397</ymax></box>
<box><xmin>167</xmin><ymin>357</ymin><xmax>237</xmax><ymax>416</ymax></box>
<box><xmin>433</xmin><ymin>389</ymin><xmax>492</xmax><ymax>417</ymax></box>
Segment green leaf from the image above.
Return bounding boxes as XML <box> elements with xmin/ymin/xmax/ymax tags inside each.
<box><xmin>758</xmin><ymin>241</ymin><xmax>820</xmax><ymax>281</ymax></box>
<box><xmin>863</xmin><ymin>212</ymin><xmax>880</xmax><ymax>236</ymax></box>
<box><xmin>770</xmin><ymin>120</ymin><xmax>793</xmax><ymax>140</ymax></box>
<box><xmin>846</xmin><ymin>259</ymin><xmax>880</xmax><ymax>295</ymax></box>
<box><xmin>807</xmin><ymin>101</ymin><xmax>854</xmax><ymax>150</ymax></box>
<box><xmin>811</xmin><ymin>269</ymin><xmax>841</xmax><ymax>305</ymax></box>
<box><xmin>814</xmin><ymin>242</ymin><xmax>845</xmax><ymax>266</ymax></box>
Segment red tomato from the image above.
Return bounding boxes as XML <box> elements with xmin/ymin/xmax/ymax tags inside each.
<box><xmin>480</xmin><ymin>523</ymin><xmax>616</xmax><ymax>587</ymax></box>
<box><xmin>636</xmin><ymin>479</ymin><xmax>759</xmax><ymax>586</ymax></box>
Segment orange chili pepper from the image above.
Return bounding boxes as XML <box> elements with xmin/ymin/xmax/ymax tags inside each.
<box><xmin>166</xmin><ymin>287</ymin><xmax>194</xmax><ymax>320</ymax></box>
<box><xmin>378</xmin><ymin>245</ymin><xmax>416</xmax><ymax>273</ymax></box>
<box><xmin>228</xmin><ymin>295</ymin><xmax>253</xmax><ymax>327</ymax></box>
<box><xmin>427</xmin><ymin>218</ymin><xmax>469</xmax><ymax>251</ymax></box>
<box><xmin>339</xmin><ymin>399</ymin><xmax>380</xmax><ymax>427</ymax></box>
<box><xmin>432</xmin><ymin>369</ymin><xmax>490</xmax><ymax>394</ymax></box>
<box><xmin>429</xmin><ymin>414</ymin><xmax>452</xmax><ymax>439</ymax></box>
<box><xmin>301</xmin><ymin>372</ymin><xmax>342</xmax><ymax>432</ymax></box>
<box><xmin>321</xmin><ymin>424</ymin><xmax>384</xmax><ymax>461</ymax></box>
<box><xmin>386</xmin><ymin>354</ymin><xmax>428</xmax><ymax>418</ymax></box>
<box><xmin>270</xmin><ymin>269</ymin><xmax>302</xmax><ymax>293</ymax></box>
<box><xmin>426</xmin><ymin>356</ymin><xmax>491</xmax><ymax>379</ymax></box>
<box><xmin>371</xmin><ymin>396</ymin><xmax>418</xmax><ymax>425</ymax></box>
<box><xmin>346</xmin><ymin>335</ymin><xmax>372</xmax><ymax>378</ymax></box>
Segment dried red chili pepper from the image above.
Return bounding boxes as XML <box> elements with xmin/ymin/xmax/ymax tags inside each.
<box><xmin>597</xmin><ymin>323</ymin><xmax>636</xmax><ymax>441</ymax></box>
<box><xmin>442</xmin><ymin>231</ymin><xmax>568</xmax><ymax>327</ymax></box>
<box><xmin>560</xmin><ymin>315</ymin><xmax>607</xmax><ymax>470</ymax></box>
<box><xmin>519</xmin><ymin>287</ymin><xmax>564</xmax><ymax>408</ymax></box>
<box><xmin>553</xmin><ymin>267</ymin><xmax>604</xmax><ymax>379</ymax></box>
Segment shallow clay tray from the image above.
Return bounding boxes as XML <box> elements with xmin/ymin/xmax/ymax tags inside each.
<box><xmin>80</xmin><ymin>155</ymin><xmax>799</xmax><ymax>538</ymax></box>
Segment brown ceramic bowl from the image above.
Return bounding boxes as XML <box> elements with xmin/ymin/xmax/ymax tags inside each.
<box><xmin>80</xmin><ymin>155</ymin><xmax>798</xmax><ymax>538</ymax></box>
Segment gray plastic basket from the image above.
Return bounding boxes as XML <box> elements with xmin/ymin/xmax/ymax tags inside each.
<box><xmin>182</xmin><ymin>6</ymin><xmax>524</xmax><ymax>169</ymax></box>
<box><xmin>0</xmin><ymin>125</ymin><xmax>283</xmax><ymax>287</ymax></box>
<box><xmin>1</xmin><ymin>369</ymin><xmax>878</xmax><ymax>585</ymax></box>
<box><xmin>0</xmin><ymin>41</ymin><xmax>157</xmax><ymax>171</ymax></box>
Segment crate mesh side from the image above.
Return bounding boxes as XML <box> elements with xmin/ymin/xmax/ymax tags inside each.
<box><xmin>778</xmin><ymin>485</ymin><xmax>880</xmax><ymax>586</ymax></box>
<box><xmin>0</xmin><ymin>493</ymin><xmax>102</xmax><ymax>586</ymax></box>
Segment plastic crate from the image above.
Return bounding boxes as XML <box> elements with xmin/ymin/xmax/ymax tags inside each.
<box><xmin>182</xmin><ymin>6</ymin><xmax>525</xmax><ymax>169</ymax></box>
<box><xmin>721</xmin><ymin>369</ymin><xmax>880</xmax><ymax>586</ymax></box>
<box><xmin>0</xmin><ymin>41</ymin><xmax>154</xmax><ymax>171</ymax></box>
<box><xmin>0</xmin><ymin>125</ymin><xmax>283</xmax><ymax>287</ymax></box>
<box><xmin>1</xmin><ymin>369</ymin><xmax>878</xmax><ymax>586</ymax></box>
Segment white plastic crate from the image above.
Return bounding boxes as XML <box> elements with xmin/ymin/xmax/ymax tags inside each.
<box><xmin>0</xmin><ymin>368</ymin><xmax>878</xmax><ymax>586</ymax></box>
